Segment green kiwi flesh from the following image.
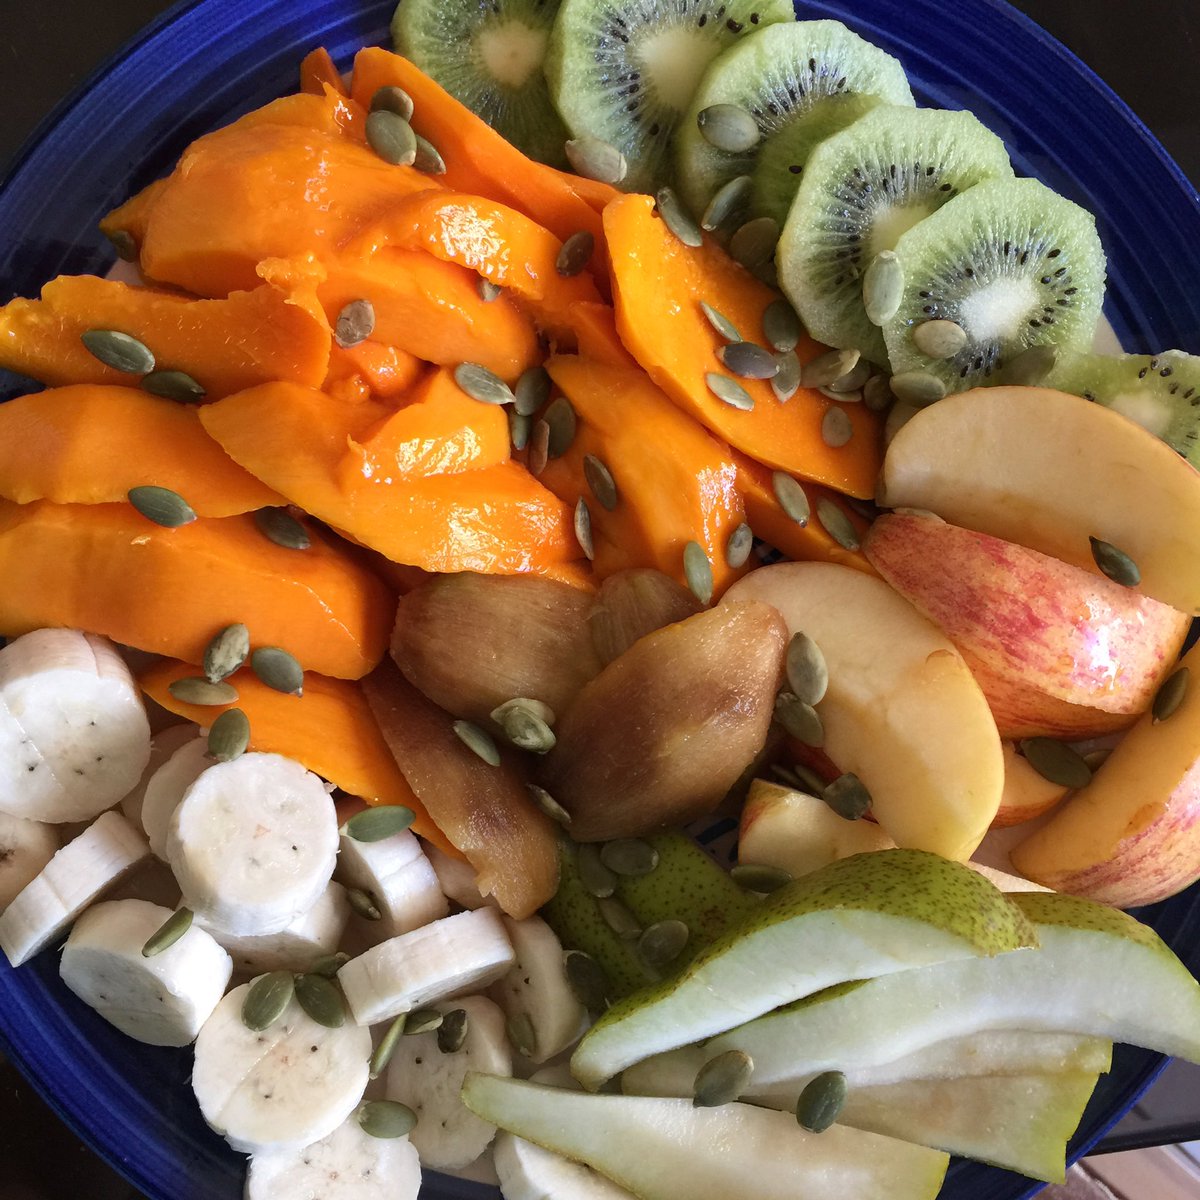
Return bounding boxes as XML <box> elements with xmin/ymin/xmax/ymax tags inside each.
<box><xmin>545</xmin><ymin>0</ymin><xmax>794</xmax><ymax>194</ymax></box>
<box><xmin>777</xmin><ymin>105</ymin><xmax>1013</xmax><ymax>364</ymax></box>
<box><xmin>677</xmin><ymin>21</ymin><xmax>914</xmax><ymax>229</ymax></box>
<box><xmin>882</xmin><ymin>176</ymin><xmax>1106</xmax><ymax>391</ymax></box>
<box><xmin>392</xmin><ymin>0</ymin><xmax>568</xmax><ymax>165</ymax></box>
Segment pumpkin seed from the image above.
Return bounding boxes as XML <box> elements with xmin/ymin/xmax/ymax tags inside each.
<box><xmin>455</xmin><ymin>362</ymin><xmax>514</xmax><ymax>406</ymax></box>
<box><xmin>358</xmin><ymin>1100</ymin><xmax>417</xmax><ymax>1139</ymax></box>
<box><xmin>796</xmin><ymin>1070</ymin><xmax>847</xmax><ymax>1132</ymax></box>
<box><xmin>127</xmin><ymin>485</ymin><xmax>195</xmax><ymax>528</ymax></box>
<box><xmin>816</xmin><ymin>498</ymin><xmax>861</xmax><ymax>551</ymax></box>
<box><xmin>705</xmin><ymin>372</ymin><xmax>754</xmax><ymax>411</ymax></box>
<box><xmin>413</xmin><ymin>134</ymin><xmax>446</xmax><ymax>175</ymax></box>
<box><xmin>404</xmin><ymin>1008</ymin><xmax>445</xmax><ymax>1035</ymax></box>
<box><xmin>556</xmin><ymin>231</ymin><xmax>595</xmax><ymax>277</ymax></box>
<box><xmin>310</xmin><ymin>951</ymin><xmax>350</xmax><ymax>979</ymax></box>
<box><xmin>241</xmin><ymin>970</ymin><xmax>295</xmax><ymax>1031</ymax></box>
<box><xmin>802</xmin><ymin>348</ymin><xmax>860</xmax><ymax>390</ymax></box>
<box><xmin>819</xmin><ymin>385</ymin><xmax>861</xmax><ymax>404</ymax></box>
<box><xmin>141</xmin><ymin>907</ymin><xmax>193</xmax><ymax>958</ymax></box>
<box><xmin>597</xmin><ymin>896</ymin><xmax>641</xmax><ymax>939</ymax></box>
<box><xmin>334</xmin><ymin>299</ymin><xmax>376</xmax><ymax>348</ymax></box>
<box><xmin>638</xmin><ymin>919</ymin><xmax>690</xmax><ymax>971</ymax></box>
<box><xmin>700</xmin><ymin>301</ymin><xmax>741</xmax><ymax>343</ymax></box>
<box><xmin>693</xmin><ymin>1050</ymin><xmax>754</xmax><ymax>1108</ymax></box>
<box><xmin>752</xmin><ymin>258</ymin><xmax>779</xmax><ymax>289</ymax></box>
<box><xmin>1089</xmin><ymin>536</ymin><xmax>1141</xmax><ymax>587</ymax></box>
<box><xmin>771</xmin><ymin>472</ymin><xmax>810</xmax><ymax>525</ymax></box>
<box><xmin>254</xmin><ymin>506</ymin><xmax>310</xmax><ymax>550</ymax></box>
<box><xmin>730</xmin><ymin>863</ymin><xmax>793</xmax><ymax>893</ymax></box>
<box><xmin>507</xmin><ymin>1011</ymin><xmax>537</xmax><ymax>1058</ymax></box>
<box><xmin>574</xmin><ymin>498</ymin><xmax>595</xmax><ymax>561</ymax></box>
<box><xmin>884</xmin><ymin>401</ymin><xmax>920</xmax><ymax>447</ymax></box>
<box><xmin>203</xmin><ymin>623</ymin><xmax>250</xmax><ymax>683</ymax></box>
<box><xmin>168</xmin><ymin>676</ymin><xmax>237</xmax><ymax>706</ymax></box>
<box><xmin>888</xmin><ymin>370</ymin><xmax>946</xmax><ymax>407</ymax></box>
<box><xmin>295</xmin><ymin>972</ymin><xmax>345</xmax><ymax>1028</ymax></box>
<box><xmin>369</xmin><ymin>85</ymin><xmax>414</xmax><ymax>121</ymax></box>
<box><xmin>762</xmin><ymin>298</ymin><xmax>801</xmax><ymax>353</ymax></box>
<box><xmin>683</xmin><ymin>540</ymin><xmax>714</xmax><ymax>604</ymax></box>
<box><xmin>774</xmin><ymin>692</ymin><xmax>824</xmax><ymax>748</ymax></box>
<box><xmin>564</xmin><ymin>134</ymin><xmax>627</xmax><ymax>184</ymax></box>
<box><xmin>785</xmin><ymin>632</ymin><xmax>828</xmax><ymax>706</ymax></box>
<box><xmin>493</xmin><ymin>699</ymin><xmax>557</xmax><ymax>753</ymax></box>
<box><xmin>477</xmin><ymin>277</ymin><xmax>503</xmax><ymax>302</ymax></box>
<box><xmin>769</xmin><ymin>763</ymin><xmax>802</xmax><ymax>788</ymax></box>
<box><xmin>729</xmin><ymin>217</ymin><xmax>779</xmax><ymax>270</ymax></box>
<box><xmin>81</xmin><ymin>328</ymin><xmax>155</xmax><ymax>375</ymax></box>
<box><xmin>600</xmin><ymin>838</ymin><xmax>659</xmax><ymax>877</ymax></box>
<box><xmin>1082</xmin><ymin>748</ymin><xmax>1111</xmax><ymax>771</ymax></box>
<box><xmin>437</xmin><ymin>1008</ymin><xmax>469</xmax><ymax>1053</ymax></box>
<box><xmin>105</xmin><ymin>228</ymin><xmax>138</xmax><ymax>262</ymax></box>
<box><xmin>509</xmin><ymin>410</ymin><xmax>532</xmax><ymax>451</ymax></box>
<box><xmin>820</xmin><ymin>407</ymin><xmax>854</xmax><ymax>449</ymax></box>
<box><xmin>579</xmin><ymin>453</ymin><xmax>619</xmax><ymax>513</ymax></box>
<box><xmin>726</xmin><ymin>522</ymin><xmax>754</xmax><ymax>569</ymax></box>
<box><xmin>1004</xmin><ymin>343</ymin><xmax>1058</xmax><ymax>386</ymax></box>
<box><xmin>771</xmin><ymin>350</ymin><xmax>801</xmax><ymax>402</ymax></box>
<box><xmin>527</xmin><ymin>783</ymin><xmax>572</xmax><ymax>826</ymax></box>
<box><xmin>207</xmin><ymin>708</ymin><xmax>250</xmax><ymax>762</ymax></box>
<box><xmin>251</xmin><ymin>646</ymin><xmax>304</xmax><ymax>696</ymax></box>
<box><xmin>514</xmin><ymin>365</ymin><xmax>551</xmax><ymax>416</ymax></box>
<box><xmin>141</xmin><ymin>369</ymin><xmax>206</xmax><ymax>403</ymax></box>
<box><xmin>791</xmin><ymin>762</ymin><xmax>829</xmax><ymax>795</ymax></box>
<box><xmin>912</xmin><ymin>318</ymin><xmax>968</xmax><ymax>360</ymax></box>
<box><xmin>564</xmin><ymin>949</ymin><xmax>610</xmax><ymax>1012</ymax></box>
<box><xmin>1154</xmin><ymin>666</ymin><xmax>1191</xmax><ymax>723</ymax></box>
<box><xmin>346</xmin><ymin>887</ymin><xmax>383</xmax><ymax>921</ymax></box>
<box><xmin>578</xmin><ymin>842</ymin><xmax>618</xmax><ymax>898</ymax></box>
<box><xmin>528</xmin><ymin>419</ymin><xmax>551</xmax><ymax>476</ymax></box>
<box><xmin>1020</xmin><ymin>737</ymin><xmax>1093</xmax><ymax>789</ymax></box>
<box><xmin>700</xmin><ymin>174</ymin><xmax>754</xmax><ymax>233</ymax></box>
<box><xmin>342</xmin><ymin>804</ymin><xmax>416</xmax><ymax>842</ymax></box>
<box><xmin>828</xmin><ymin>358</ymin><xmax>872</xmax><ymax>394</ymax></box>
<box><xmin>369</xmin><ymin>1013</ymin><xmax>407</xmax><ymax>1079</ymax></box>
<box><xmin>862</xmin><ymin>251</ymin><xmax>904</xmax><ymax>326</ymax></box>
<box><xmin>719</xmin><ymin>341</ymin><xmax>779</xmax><ymax>380</ymax></box>
<box><xmin>655</xmin><ymin>186</ymin><xmax>703</xmax><ymax>247</ymax></box>
<box><xmin>696</xmin><ymin>103</ymin><xmax>760</xmax><ymax>153</ymax></box>
<box><xmin>453</xmin><ymin>719</ymin><xmax>501</xmax><ymax>766</ymax></box>
<box><xmin>545</xmin><ymin>396</ymin><xmax>577</xmax><ymax>457</ymax></box>
<box><xmin>862</xmin><ymin>374</ymin><xmax>894</xmax><ymax>412</ymax></box>
<box><xmin>365</xmin><ymin>109</ymin><xmax>417</xmax><ymax>165</ymax></box>
<box><xmin>822</xmin><ymin>772</ymin><xmax>872</xmax><ymax>820</ymax></box>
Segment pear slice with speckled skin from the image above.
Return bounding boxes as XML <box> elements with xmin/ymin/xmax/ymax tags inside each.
<box><xmin>569</xmin><ymin>849</ymin><xmax>1037</xmax><ymax>1089</ymax></box>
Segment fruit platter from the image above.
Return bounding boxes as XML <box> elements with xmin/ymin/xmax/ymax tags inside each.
<box><xmin>1</xmin><ymin>1</ymin><xmax>1200</xmax><ymax>1199</ymax></box>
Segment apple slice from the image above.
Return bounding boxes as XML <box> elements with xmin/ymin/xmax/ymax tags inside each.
<box><xmin>726</xmin><ymin>562</ymin><xmax>1004</xmax><ymax>860</ymax></box>
<box><xmin>879</xmin><ymin>386</ymin><xmax>1200</xmax><ymax>614</ymax></box>
<box><xmin>995</xmin><ymin>743</ymin><xmax>1069</xmax><ymax>828</ymax></box>
<box><xmin>461</xmin><ymin>1075</ymin><xmax>950</xmax><ymax>1200</ymax></box>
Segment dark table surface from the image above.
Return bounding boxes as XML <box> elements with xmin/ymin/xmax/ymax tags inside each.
<box><xmin>1</xmin><ymin>2</ymin><xmax>1199</xmax><ymax>1198</ymax></box>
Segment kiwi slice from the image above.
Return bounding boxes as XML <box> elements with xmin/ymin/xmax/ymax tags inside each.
<box><xmin>545</xmin><ymin>0</ymin><xmax>794</xmax><ymax>194</ymax></box>
<box><xmin>881</xmin><ymin>176</ymin><xmax>1106</xmax><ymax>392</ymax></box>
<box><xmin>777</xmin><ymin>106</ymin><xmax>1012</xmax><ymax>364</ymax></box>
<box><xmin>391</xmin><ymin>0</ymin><xmax>569</xmax><ymax>165</ymax></box>
<box><xmin>677</xmin><ymin>21</ymin><xmax>914</xmax><ymax>229</ymax></box>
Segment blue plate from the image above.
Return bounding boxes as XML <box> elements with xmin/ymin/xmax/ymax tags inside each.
<box><xmin>1</xmin><ymin>1</ymin><xmax>1199</xmax><ymax>1198</ymax></box>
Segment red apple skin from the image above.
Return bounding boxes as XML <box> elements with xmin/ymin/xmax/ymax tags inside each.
<box><xmin>864</xmin><ymin>513</ymin><xmax>1190</xmax><ymax>739</ymax></box>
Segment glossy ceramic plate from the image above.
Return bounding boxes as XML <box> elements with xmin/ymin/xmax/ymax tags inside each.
<box><xmin>2</xmin><ymin>1</ymin><xmax>1199</xmax><ymax>1198</ymax></box>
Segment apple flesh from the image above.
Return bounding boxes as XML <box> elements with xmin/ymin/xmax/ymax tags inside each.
<box><xmin>994</xmin><ymin>742</ymin><xmax>1069</xmax><ymax>828</ymax></box>
<box><xmin>864</xmin><ymin>512</ymin><xmax>1189</xmax><ymax>738</ymax></box>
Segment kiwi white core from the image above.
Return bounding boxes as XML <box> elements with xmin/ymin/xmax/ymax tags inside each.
<box><xmin>1107</xmin><ymin>392</ymin><xmax>1173</xmax><ymax>437</ymax></box>
<box><xmin>868</xmin><ymin>202</ymin><xmax>937</xmax><ymax>261</ymax></box>
<box><xmin>956</xmin><ymin>276</ymin><xmax>1040</xmax><ymax>344</ymax></box>
<box><xmin>636</xmin><ymin>27</ymin><xmax>720</xmax><ymax>111</ymax></box>
<box><xmin>477</xmin><ymin>22</ymin><xmax>550</xmax><ymax>88</ymax></box>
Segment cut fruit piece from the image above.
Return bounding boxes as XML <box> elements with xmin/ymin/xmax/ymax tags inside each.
<box><xmin>588</xmin><ymin>569</ymin><xmax>703</xmax><ymax>666</ymax></box>
<box><xmin>778</xmin><ymin>105</ymin><xmax>1012</xmax><ymax>364</ymax></box>
<box><xmin>545</xmin><ymin>0</ymin><xmax>794</xmax><ymax>194</ymax></box>
<box><xmin>678</xmin><ymin>21</ymin><xmax>914</xmax><ymax>229</ymax></box>
<box><xmin>462</xmin><ymin>1074</ymin><xmax>950</xmax><ymax>1200</ymax></box>
<box><xmin>494</xmin><ymin>1128</ymin><xmax>638</xmax><ymax>1200</ymax></box>
<box><xmin>569</xmin><ymin>849</ymin><xmax>1036</xmax><ymax>1088</ymax></box>
<box><xmin>726</xmin><ymin>562</ymin><xmax>1005</xmax><ymax>860</ymax></box>
<box><xmin>882</xmin><ymin>178</ymin><xmax>1106</xmax><ymax>391</ymax></box>
<box><xmin>994</xmin><ymin>742</ymin><xmax>1069</xmax><ymax>828</ymax></box>
<box><xmin>879</xmin><ymin>385</ymin><xmax>1200</xmax><ymax>614</ymax></box>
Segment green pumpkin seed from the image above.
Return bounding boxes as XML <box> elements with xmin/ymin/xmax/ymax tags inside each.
<box><xmin>597</xmin><ymin>896</ymin><xmax>641</xmax><ymax>939</ymax></box>
<box><xmin>1082</xmin><ymin>748</ymin><xmax>1111</xmax><ymax>771</ymax></box>
<box><xmin>453</xmin><ymin>719</ymin><xmax>501</xmax><ymax>766</ymax></box>
<box><xmin>638</xmin><ymin>919</ymin><xmax>690</xmax><ymax>971</ymax></box>
<box><xmin>819</xmin><ymin>385</ymin><xmax>861</xmax><ymax>405</ymax></box>
<box><xmin>705</xmin><ymin>372</ymin><xmax>754</xmax><ymax>411</ymax></box>
<box><xmin>370</xmin><ymin>85</ymin><xmax>414</xmax><ymax>120</ymax></box>
<box><xmin>478</xmin><ymin>277</ymin><xmax>503</xmax><ymax>302</ymax></box>
<box><xmin>772</xmin><ymin>350</ymin><xmax>801</xmax><ymax>402</ymax></box>
<box><xmin>506</xmin><ymin>1011</ymin><xmax>538</xmax><ymax>1058</ymax></box>
<box><xmin>583</xmin><ymin>454</ymin><xmax>619</xmax><ymax>511</ymax></box>
<box><xmin>294</xmin><ymin>972</ymin><xmax>345</xmax><ymax>1028</ymax></box>
<box><xmin>556</xmin><ymin>231</ymin><xmax>595</xmax><ymax>277</ymax></box>
<box><xmin>414</xmin><ymin>134</ymin><xmax>446</xmax><ymax>175</ymax></box>
<box><xmin>729</xmin><ymin>217</ymin><xmax>779</xmax><ymax>270</ymax></box>
<box><xmin>105</xmin><ymin>228</ymin><xmax>138</xmax><ymax>262</ymax></box>
<box><xmin>545</xmin><ymin>396</ymin><xmax>577</xmax><ymax>457</ymax></box>
<box><xmin>310</xmin><ymin>951</ymin><xmax>350</xmax><ymax>979</ymax></box>
<box><xmin>796</xmin><ymin>1070</ymin><xmax>847</xmax><ymax>1132</ymax></box>
<box><xmin>509</xmin><ymin>410</ymin><xmax>532</xmax><ymax>451</ymax></box>
<box><xmin>527</xmin><ymin>783</ymin><xmax>572</xmax><ymax>826</ymax></box>
<box><xmin>785</xmin><ymin>632</ymin><xmax>828</xmax><ymax>707</ymax></box>
<box><xmin>816</xmin><ymin>498</ymin><xmax>861</xmax><ymax>551</ymax></box>
<box><xmin>769</xmin><ymin>763</ymin><xmax>802</xmax><ymax>788</ymax></box>
<box><xmin>693</xmin><ymin>1050</ymin><xmax>754</xmax><ymax>1108</ymax></box>
<box><xmin>203</xmin><ymin>623</ymin><xmax>250</xmax><ymax>683</ymax></box>
<box><xmin>514</xmin><ymin>365</ymin><xmax>551</xmax><ymax>416</ymax></box>
<box><xmin>862</xmin><ymin>252</ymin><xmax>904</xmax><ymax>326</ymax></box>
<box><xmin>820</xmin><ymin>407</ymin><xmax>854</xmax><ymax>449</ymax></box>
<box><xmin>827</xmin><ymin>358</ymin><xmax>872</xmax><ymax>394</ymax></box>
<box><xmin>254</xmin><ymin>506</ymin><xmax>310</xmax><ymax>550</ymax></box>
<box><xmin>141</xmin><ymin>907</ymin><xmax>193</xmax><ymax>958</ymax></box>
<box><xmin>822</xmin><ymin>772</ymin><xmax>872</xmax><ymax>820</ymax></box>
<box><xmin>369</xmin><ymin>1013</ymin><xmax>407</xmax><ymax>1079</ymax></box>
<box><xmin>81</xmin><ymin>328</ymin><xmax>155</xmax><ymax>375</ymax></box>
<box><xmin>1154</xmin><ymin>666</ymin><xmax>1191</xmax><ymax>723</ymax></box>
<box><xmin>888</xmin><ymin>370</ymin><xmax>947</xmax><ymax>407</ymax></box>
<box><xmin>574</xmin><ymin>497</ymin><xmax>595</xmax><ymax>562</ymax></box>
<box><xmin>792</xmin><ymin>762</ymin><xmax>829</xmax><ymax>795</ymax></box>
<box><xmin>655</xmin><ymin>186</ymin><xmax>703</xmax><ymax>248</ymax></box>
<box><xmin>600</xmin><ymin>838</ymin><xmax>659</xmax><ymax>877</ymax></box>
<box><xmin>683</xmin><ymin>540</ymin><xmax>714</xmax><ymax>604</ymax></box>
<box><xmin>127</xmin><ymin>485</ymin><xmax>195</xmax><ymax>528</ymax></box>
<box><xmin>700</xmin><ymin>302</ymin><xmax>741</xmax><ymax>343</ymax></box>
<box><xmin>774</xmin><ymin>692</ymin><xmax>824</xmax><ymax>748</ymax></box>
<box><xmin>802</xmin><ymin>348</ymin><xmax>860</xmax><ymax>390</ymax></box>
<box><xmin>771</xmin><ymin>472</ymin><xmax>810</xmax><ymax>525</ymax></box>
<box><xmin>366</xmin><ymin>109</ymin><xmax>417</xmax><ymax>165</ymax></box>
<box><xmin>696</xmin><ymin>103</ymin><xmax>760</xmax><ymax>153</ymax></box>
<box><xmin>762</xmin><ymin>298</ymin><xmax>801</xmax><ymax>353</ymax></box>
<box><xmin>334</xmin><ymin>299</ymin><xmax>376</xmax><ymax>349</ymax></box>
<box><xmin>141</xmin><ymin>370</ymin><xmax>206</xmax><ymax>403</ymax></box>
<box><xmin>492</xmin><ymin>697</ymin><xmax>556</xmax><ymax>727</ymax></box>
<box><xmin>578</xmin><ymin>842</ymin><xmax>617</xmax><ymax>898</ymax></box>
<box><xmin>208</xmin><ymin>708</ymin><xmax>250</xmax><ymax>762</ymax></box>
<box><xmin>719</xmin><ymin>341</ymin><xmax>779</xmax><ymax>380</ymax></box>
<box><xmin>912</xmin><ymin>319</ymin><xmax>968</xmax><ymax>360</ymax></box>
<box><xmin>251</xmin><ymin>646</ymin><xmax>304</xmax><ymax>696</ymax></box>
<box><xmin>347</xmin><ymin>887</ymin><xmax>383</xmax><ymax>921</ymax></box>
<box><xmin>241</xmin><ymin>970</ymin><xmax>295</xmax><ymax>1031</ymax></box>
<box><xmin>726</xmin><ymin>522</ymin><xmax>754</xmax><ymax>569</ymax></box>
<box><xmin>564</xmin><ymin>949</ymin><xmax>610</xmax><ymax>1012</ymax></box>
<box><xmin>528</xmin><ymin>419</ymin><xmax>550</xmax><ymax>476</ymax></box>
<box><xmin>1004</xmin><ymin>343</ymin><xmax>1058</xmax><ymax>386</ymax></box>
<box><xmin>493</xmin><ymin>699</ymin><xmax>557</xmax><ymax>754</ymax></box>
<box><xmin>455</xmin><ymin>362</ymin><xmax>514</xmax><ymax>406</ymax></box>
<box><xmin>168</xmin><ymin>676</ymin><xmax>238</xmax><ymax>706</ymax></box>
<box><xmin>1089</xmin><ymin>536</ymin><xmax>1141</xmax><ymax>587</ymax></box>
<box><xmin>1020</xmin><ymin>737</ymin><xmax>1093</xmax><ymax>789</ymax></box>
<box><xmin>358</xmin><ymin>1100</ymin><xmax>417</xmax><ymax>1140</ymax></box>
<box><xmin>564</xmin><ymin>134</ymin><xmax>627</xmax><ymax>184</ymax></box>
<box><xmin>404</xmin><ymin>1008</ymin><xmax>445</xmax><ymax>1035</ymax></box>
<box><xmin>437</xmin><ymin>1008</ymin><xmax>470</xmax><ymax>1053</ymax></box>
<box><xmin>342</xmin><ymin>804</ymin><xmax>416</xmax><ymax>842</ymax></box>
<box><xmin>700</xmin><ymin>174</ymin><xmax>753</xmax><ymax>234</ymax></box>
<box><xmin>862</xmin><ymin>374</ymin><xmax>894</xmax><ymax>412</ymax></box>
<box><xmin>731</xmin><ymin>863</ymin><xmax>793</xmax><ymax>893</ymax></box>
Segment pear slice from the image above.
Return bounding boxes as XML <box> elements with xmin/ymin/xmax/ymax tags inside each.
<box><xmin>461</xmin><ymin>1074</ymin><xmax>950</xmax><ymax>1200</ymax></box>
<box><xmin>569</xmin><ymin>849</ymin><xmax>1037</xmax><ymax>1089</ymax></box>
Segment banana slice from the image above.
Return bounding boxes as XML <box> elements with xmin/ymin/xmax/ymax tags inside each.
<box><xmin>192</xmin><ymin>976</ymin><xmax>371</xmax><ymax>1154</ymax></box>
<box><xmin>119</xmin><ymin>723</ymin><xmax>196</xmax><ymax>829</ymax></box>
<box><xmin>386</xmin><ymin>994</ymin><xmax>511</xmax><ymax>1170</ymax></box>
<box><xmin>337</xmin><ymin>830</ymin><xmax>449</xmax><ymax>940</ymax></box>
<box><xmin>339</xmin><ymin>908</ymin><xmax>515</xmax><ymax>1027</ymax></box>
<box><xmin>426</xmin><ymin>843</ymin><xmax>493</xmax><ymax>911</ymax></box>
<box><xmin>0</xmin><ymin>812</ymin><xmax>58</xmax><ymax>913</ymax></box>
<box><xmin>0</xmin><ymin>629</ymin><xmax>151</xmax><ymax>823</ymax></box>
<box><xmin>0</xmin><ymin>810</ymin><xmax>149</xmax><ymax>966</ymax></box>
<box><xmin>141</xmin><ymin>736</ymin><xmax>210</xmax><ymax>860</ymax></box>
<box><xmin>60</xmin><ymin>899</ymin><xmax>232</xmax><ymax>1046</ymax></box>
<box><xmin>245</xmin><ymin>1114</ymin><xmax>421</xmax><ymax>1200</ymax></box>
<box><xmin>166</xmin><ymin>752</ymin><xmax>338</xmax><ymax>937</ymax></box>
